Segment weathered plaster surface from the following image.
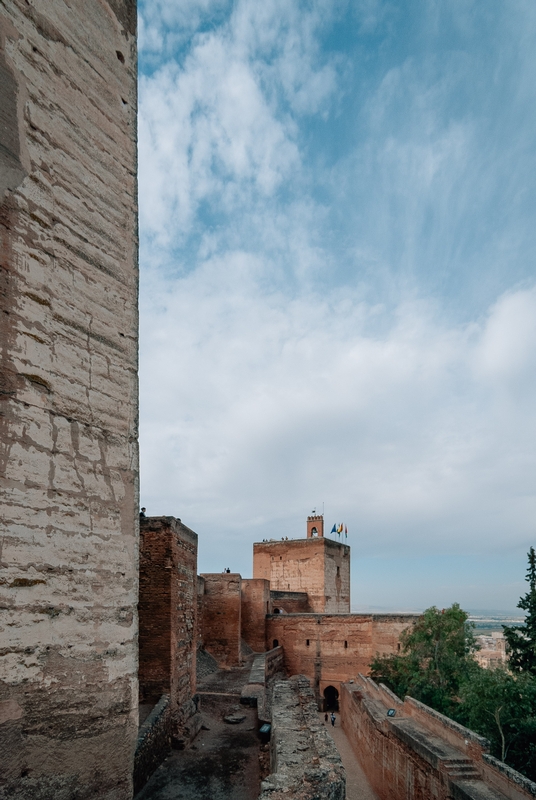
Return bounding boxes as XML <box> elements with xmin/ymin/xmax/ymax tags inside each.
<box><xmin>0</xmin><ymin>1</ymin><xmax>138</xmax><ymax>797</ymax></box>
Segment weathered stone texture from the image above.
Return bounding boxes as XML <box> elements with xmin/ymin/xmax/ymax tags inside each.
<box><xmin>270</xmin><ymin>590</ymin><xmax>311</xmax><ymax>614</ymax></box>
<box><xmin>199</xmin><ymin>573</ymin><xmax>242</xmax><ymax>667</ymax></box>
<box><xmin>0</xmin><ymin>1</ymin><xmax>138</xmax><ymax>797</ymax></box>
<box><xmin>253</xmin><ymin>538</ymin><xmax>350</xmax><ymax>613</ymax></box>
<box><xmin>139</xmin><ymin>517</ymin><xmax>197</xmax><ymax>701</ymax></box>
<box><xmin>259</xmin><ymin>675</ymin><xmax>345</xmax><ymax>800</ymax></box>
<box><xmin>266</xmin><ymin>613</ymin><xmax>418</xmax><ymax>697</ymax></box>
<box><xmin>138</xmin><ymin>516</ymin><xmax>199</xmax><ymax>746</ymax></box>
<box><xmin>241</xmin><ymin>578</ymin><xmax>271</xmax><ymax>652</ymax></box>
<box><xmin>133</xmin><ymin>695</ymin><xmax>172</xmax><ymax>797</ymax></box>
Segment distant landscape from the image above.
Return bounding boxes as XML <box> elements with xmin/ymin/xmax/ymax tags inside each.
<box><xmin>353</xmin><ymin>607</ymin><xmax>524</xmax><ymax>634</ymax></box>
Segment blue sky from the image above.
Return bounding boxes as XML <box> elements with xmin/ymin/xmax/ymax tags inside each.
<box><xmin>137</xmin><ymin>0</ymin><xmax>536</xmax><ymax>612</ymax></box>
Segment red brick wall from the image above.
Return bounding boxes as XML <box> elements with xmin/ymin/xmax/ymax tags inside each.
<box><xmin>266</xmin><ymin>614</ymin><xmax>418</xmax><ymax>694</ymax></box>
<box><xmin>241</xmin><ymin>579</ymin><xmax>270</xmax><ymax>652</ymax></box>
<box><xmin>139</xmin><ymin>517</ymin><xmax>198</xmax><ymax>716</ymax></box>
<box><xmin>199</xmin><ymin>573</ymin><xmax>242</xmax><ymax>667</ymax></box>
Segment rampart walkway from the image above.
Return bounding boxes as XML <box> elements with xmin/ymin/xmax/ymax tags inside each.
<box><xmin>319</xmin><ymin>713</ymin><xmax>379</xmax><ymax>800</ymax></box>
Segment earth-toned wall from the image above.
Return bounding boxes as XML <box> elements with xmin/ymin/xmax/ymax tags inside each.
<box><xmin>241</xmin><ymin>578</ymin><xmax>271</xmax><ymax>652</ymax></box>
<box><xmin>341</xmin><ymin>676</ymin><xmax>536</xmax><ymax>800</ymax></box>
<box><xmin>200</xmin><ymin>573</ymin><xmax>242</xmax><ymax>667</ymax></box>
<box><xmin>266</xmin><ymin>613</ymin><xmax>418</xmax><ymax>696</ymax></box>
<box><xmin>253</xmin><ymin>538</ymin><xmax>350</xmax><ymax>613</ymax></box>
<box><xmin>0</xmin><ymin>2</ymin><xmax>138</xmax><ymax>798</ymax></box>
<box><xmin>270</xmin><ymin>590</ymin><xmax>311</xmax><ymax>614</ymax></box>
<box><xmin>139</xmin><ymin>517</ymin><xmax>198</xmax><ymax>732</ymax></box>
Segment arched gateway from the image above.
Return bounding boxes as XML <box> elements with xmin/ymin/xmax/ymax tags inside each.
<box><xmin>323</xmin><ymin>685</ymin><xmax>339</xmax><ymax>711</ymax></box>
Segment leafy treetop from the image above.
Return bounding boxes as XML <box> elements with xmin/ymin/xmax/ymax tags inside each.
<box><xmin>503</xmin><ymin>547</ymin><xmax>536</xmax><ymax>675</ymax></box>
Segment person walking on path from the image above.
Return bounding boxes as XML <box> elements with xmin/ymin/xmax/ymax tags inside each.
<box><xmin>331</xmin><ymin>712</ymin><xmax>336</xmax><ymax>727</ymax></box>
<box><xmin>324</xmin><ymin>712</ymin><xmax>328</xmax><ymax>723</ymax></box>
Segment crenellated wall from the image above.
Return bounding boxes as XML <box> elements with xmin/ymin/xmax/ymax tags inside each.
<box><xmin>0</xmin><ymin>2</ymin><xmax>138</xmax><ymax>798</ymax></box>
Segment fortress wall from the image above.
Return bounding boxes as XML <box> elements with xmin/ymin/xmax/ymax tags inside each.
<box><xmin>270</xmin><ymin>590</ymin><xmax>311</xmax><ymax>614</ymax></box>
<box><xmin>139</xmin><ymin>517</ymin><xmax>198</xmax><ymax>729</ymax></box>
<box><xmin>254</xmin><ymin>538</ymin><xmax>350</xmax><ymax>613</ymax></box>
<box><xmin>323</xmin><ymin>540</ymin><xmax>350</xmax><ymax>613</ymax></box>
<box><xmin>341</xmin><ymin>677</ymin><xmax>536</xmax><ymax>800</ymax></box>
<box><xmin>241</xmin><ymin>578</ymin><xmax>271</xmax><ymax>652</ymax></box>
<box><xmin>0</xmin><ymin>3</ymin><xmax>138</xmax><ymax>799</ymax></box>
<box><xmin>197</xmin><ymin>575</ymin><xmax>205</xmax><ymax>649</ymax></box>
<box><xmin>200</xmin><ymin>573</ymin><xmax>242</xmax><ymax>667</ymax></box>
<box><xmin>266</xmin><ymin>614</ymin><xmax>418</xmax><ymax>690</ymax></box>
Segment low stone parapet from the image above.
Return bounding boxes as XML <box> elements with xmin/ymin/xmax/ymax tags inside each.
<box><xmin>241</xmin><ymin>646</ymin><xmax>284</xmax><ymax>722</ymax></box>
<box><xmin>259</xmin><ymin>675</ymin><xmax>345</xmax><ymax>800</ymax></box>
<box><xmin>341</xmin><ymin>675</ymin><xmax>536</xmax><ymax>800</ymax></box>
<box><xmin>134</xmin><ymin>695</ymin><xmax>172</xmax><ymax>796</ymax></box>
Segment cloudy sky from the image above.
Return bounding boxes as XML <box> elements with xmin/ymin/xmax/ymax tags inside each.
<box><xmin>137</xmin><ymin>0</ymin><xmax>536</xmax><ymax>613</ymax></box>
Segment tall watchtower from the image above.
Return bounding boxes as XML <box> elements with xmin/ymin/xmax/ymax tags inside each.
<box><xmin>253</xmin><ymin>515</ymin><xmax>350</xmax><ymax>613</ymax></box>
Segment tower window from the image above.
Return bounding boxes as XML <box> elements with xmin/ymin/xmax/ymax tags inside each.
<box><xmin>337</xmin><ymin>566</ymin><xmax>340</xmax><ymax>576</ymax></box>
<box><xmin>273</xmin><ymin>639</ymin><xmax>279</xmax><ymax>648</ymax></box>
<box><xmin>280</xmin><ymin>556</ymin><xmax>282</xmax><ymax>560</ymax></box>
<box><xmin>306</xmin><ymin>639</ymin><xmax>310</xmax><ymax>646</ymax></box>
<box><xmin>344</xmin><ymin>640</ymin><xmax>348</xmax><ymax>649</ymax></box>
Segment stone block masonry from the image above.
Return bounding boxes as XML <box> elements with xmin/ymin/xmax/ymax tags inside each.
<box><xmin>259</xmin><ymin>675</ymin><xmax>345</xmax><ymax>800</ymax></box>
<box><xmin>0</xmin><ymin>2</ymin><xmax>138</xmax><ymax>798</ymax></box>
<box><xmin>139</xmin><ymin>517</ymin><xmax>200</xmax><ymax>748</ymax></box>
<box><xmin>253</xmin><ymin>537</ymin><xmax>350</xmax><ymax>613</ymax></box>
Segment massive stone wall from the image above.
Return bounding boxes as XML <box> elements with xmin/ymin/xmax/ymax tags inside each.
<box><xmin>0</xmin><ymin>2</ymin><xmax>138</xmax><ymax>799</ymax></box>
<box><xmin>200</xmin><ymin>573</ymin><xmax>242</xmax><ymax>667</ymax></box>
<box><xmin>341</xmin><ymin>676</ymin><xmax>536</xmax><ymax>800</ymax></box>
<box><xmin>138</xmin><ymin>516</ymin><xmax>199</xmax><ymax>745</ymax></box>
<box><xmin>266</xmin><ymin>613</ymin><xmax>418</xmax><ymax>699</ymax></box>
<box><xmin>241</xmin><ymin>578</ymin><xmax>271</xmax><ymax>653</ymax></box>
<box><xmin>253</xmin><ymin>538</ymin><xmax>350</xmax><ymax>613</ymax></box>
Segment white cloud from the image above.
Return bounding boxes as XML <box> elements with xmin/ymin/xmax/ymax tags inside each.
<box><xmin>138</xmin><ymin>0</ymin><xmax>536</xmax><ymax>609</ymax></box>
<box><xmin>140</xmin><ymin>254</ymin><xmax>536</xmax><ymax>566</ymax></box>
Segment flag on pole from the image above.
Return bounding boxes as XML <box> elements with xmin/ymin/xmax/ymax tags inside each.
<box><xmin>345</xmin><ymin>525</ymin><xmax>348</xmax><ymax>538</ymax></box>
<box><xmin>331</xmin><ymin>524</ymin><xmax>336</xmax><ymax>534</ymax></box>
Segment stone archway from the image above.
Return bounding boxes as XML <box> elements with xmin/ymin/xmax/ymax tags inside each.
<box><xmin>323</xmin><ymin>685</ymin><xmax>339</xmax><ymax>711</ymax></box>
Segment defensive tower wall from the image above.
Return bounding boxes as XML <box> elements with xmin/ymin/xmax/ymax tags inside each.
<box><xmin>0</xmin><ymin>2</ymin><xmax>138</xmax><ymax>798</ymax></box>
<box><xmin>253</xmin><ymin>535</ymin><xmax>350</xmax><ymax>613</ymax></box>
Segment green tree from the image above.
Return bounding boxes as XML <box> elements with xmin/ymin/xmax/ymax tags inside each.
<box><xmin>370</xmin><ymin>603</ymin><xmax>479</xmax><ymax>716</ymax></box>
<box><xmin>503</xmin><ymin>547</ymin><xmax>536</xmax><ymax>674</ymax></box>
<box><xmin>458</xmin><ymin>668</ymin><xmax>536</xmax><ymax>779</ymax></box>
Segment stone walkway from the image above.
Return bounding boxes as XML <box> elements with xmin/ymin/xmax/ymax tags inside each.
<box><xmin>319</xmin><ymin>714</ymin><xmax>379</xmax><ymax>800</ymax></box>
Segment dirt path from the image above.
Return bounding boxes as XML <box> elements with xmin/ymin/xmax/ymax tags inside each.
<box><xmin>136</xmin><ymin>663</ymin><xmax>262</xmax><ymax>800</ymax></box>
<box><xmin>319</xmin><ymin>713</ymin><xmax>379</xmax><ymax>800</ymax></box>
